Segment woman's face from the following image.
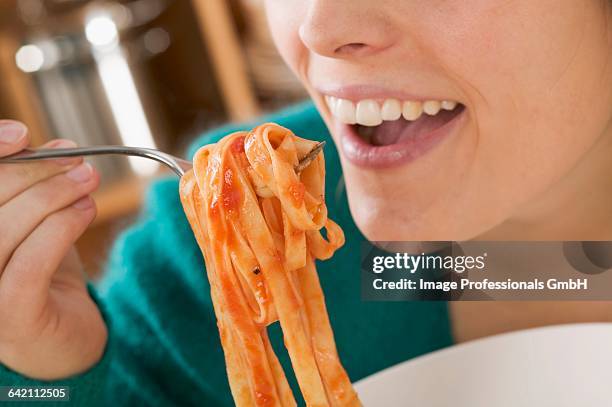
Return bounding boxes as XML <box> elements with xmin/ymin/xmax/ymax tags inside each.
<box><xmin>264</xmin><ymin>0</ymin><xmax>612</xmax><ymax>241</ymax></box>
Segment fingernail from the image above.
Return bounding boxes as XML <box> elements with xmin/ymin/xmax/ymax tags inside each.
<box><xmin>65</xmin><ymin>163</ymin><xmax>93</xmax><ymax>183</ymax></box>
<box><xmin>47</xmin><ymin>139</ymin><xmax>76</xmax><ymax>148</ymax></box>
<box><xmin>73</xmin><ymin>196</ymin><xmax>94</xmax><ymax>210</ymax></box>
<box><xmin>0</xmin><ymin>122</ymin><xmax>26</xmax><ymax>144</ymax></box>
<box><xmin>46</xmin><ymin>139</ymin><xmax>79</xmax><ymax>166</ymax></box>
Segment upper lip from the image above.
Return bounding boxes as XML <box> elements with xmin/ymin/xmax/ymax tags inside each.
<box><xmin>314</xmin><ymin>84</ymin><xmax>458</xmax><ymax>103</ymax></box>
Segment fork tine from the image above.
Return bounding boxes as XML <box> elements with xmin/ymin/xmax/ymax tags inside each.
<box><xmin>295</xmin><ymin>141</ymin><xmax>326</xmax><ymax>173</ymax></box>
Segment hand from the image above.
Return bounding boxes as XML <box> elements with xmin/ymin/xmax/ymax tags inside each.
<box><xmin>0</xmin><ymin>120</ymin><xmax>108</xmax><ymax>380</ymax></box>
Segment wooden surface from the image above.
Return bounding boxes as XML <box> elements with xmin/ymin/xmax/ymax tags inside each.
<box><xmin>191</xmin><ymin>0</ymin><xmax>260</xmax><ymax>121</ymax></box>
<box><xmin>0</xmin><ymin>31</ymin><xmax>51</xmax><ymax>146</ymax></box>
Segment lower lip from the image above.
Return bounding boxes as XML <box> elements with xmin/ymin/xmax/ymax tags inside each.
<box><xmin>337</xmin><ymin>109</ymin><xmax>466</xmax><ymax>169</ymax></box>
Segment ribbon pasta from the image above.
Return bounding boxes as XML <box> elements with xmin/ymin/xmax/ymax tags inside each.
<box><xmin>179</xmin><ymin>123</ymin><xmax>361</xmax><ymax>407</ymax></box>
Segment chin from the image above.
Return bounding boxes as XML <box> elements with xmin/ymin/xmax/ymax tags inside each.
<box><xmin>344</xmin><ymin>190</ymin><xmax>422</xmax><ymax>241</ymax></box>
<box><xmin>345</xmin><ymin>183</ymin><xmax>501</xmax><ymax>242</ymax></box>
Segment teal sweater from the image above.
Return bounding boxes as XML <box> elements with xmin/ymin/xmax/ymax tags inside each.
<box><xmin>0</xmin><ymin>102</ymin><xmax>452</xmax><ymax>406</ymax></box>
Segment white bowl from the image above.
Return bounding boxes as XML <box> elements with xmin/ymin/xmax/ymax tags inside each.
<box><xmin>354</xmin><ymin>323</ymin><xmax>612</xmax><ymax>407</ymax></box>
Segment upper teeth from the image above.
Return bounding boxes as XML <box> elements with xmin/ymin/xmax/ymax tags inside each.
<box><xmin>324</xmin><ymin>96</ymin><xmax>459</xmax><ymax>126</ymax></box>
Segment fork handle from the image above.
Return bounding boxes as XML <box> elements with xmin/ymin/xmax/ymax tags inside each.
<box><xmin>0</xmin><ymin>146</ymin><xmax>192</xmax><ymax>176</ymax></box>
<box><xmin>3</xmin><ymin>146</ymin><xmax>153</xmax><ymax>161</ymax></box>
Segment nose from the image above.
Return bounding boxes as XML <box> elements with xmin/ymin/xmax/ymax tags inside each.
<box><xmin>299</xmin><ymin>1</ymin><xmax>394</xmax><ymax>59</ymax></box>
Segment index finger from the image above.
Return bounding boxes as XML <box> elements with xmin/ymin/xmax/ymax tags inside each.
<box><xmin>0</xmin><ymin>120</ymin><xmax>29</xmax><ymax>157</ymax></box>
<box><xmin>0</xmin><ymin>139</ymin><xmax>83</xmax><ymax>206</ymax></box>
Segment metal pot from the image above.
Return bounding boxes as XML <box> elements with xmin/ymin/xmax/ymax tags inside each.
<box><xmin>12</xmin><ymin>0</ymin><xmax>172</xmax><ymax>181</ymax></box>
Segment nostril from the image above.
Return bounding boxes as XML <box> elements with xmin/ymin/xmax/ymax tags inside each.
<box><xmin>334</xmin><ymin>43</ymin><xmax>368</xmax><ymax>55</ymax></box>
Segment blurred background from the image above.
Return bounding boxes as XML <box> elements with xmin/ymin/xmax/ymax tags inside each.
<box><xmin>0</xmin><ymin>0</ymin><xmax>307</xmax><ymax>275</ymax></box>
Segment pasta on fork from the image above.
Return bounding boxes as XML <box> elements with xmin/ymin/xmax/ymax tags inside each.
<box><xmin>180</xmin><ymin>123</ymin><xmax>361</xmax><ymax>407</ymax></box>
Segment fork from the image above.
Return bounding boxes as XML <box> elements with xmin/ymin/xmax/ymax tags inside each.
<box><xmin>0</xmin><ymin>142</ymin><xmax>326</xmax><ymax>177</ymax></box>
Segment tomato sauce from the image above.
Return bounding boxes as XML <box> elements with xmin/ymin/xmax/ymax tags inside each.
<box><xmin>288</xmin><ymin>182</ymin><xmax>305</xmax><ymax>206</ymax></box>
<box><xmin>222</xmin><ymin>168</ymin><xmax>241</xmax><ymax>211</ymax></box>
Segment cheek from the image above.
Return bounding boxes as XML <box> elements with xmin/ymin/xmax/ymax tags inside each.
<box><xmin>427</xmin><ymin>1</ymin><xmax>610</xmax><ymax>194</ymax></box>
<box><xmin>264</xmin><ymin>1</ymin><xmax>307</xmax><ymax>78</ymax></box>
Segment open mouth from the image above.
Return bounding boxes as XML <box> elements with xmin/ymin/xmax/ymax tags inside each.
<box><xmin>324</xmin><ymin>95</ymin><xmax>465</xmax><ymax>168</ymax></box>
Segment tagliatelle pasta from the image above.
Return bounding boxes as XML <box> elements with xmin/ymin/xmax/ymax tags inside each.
<box><xmin>179</xmin><ymin>123</ymin><xmax>361</xmax><ymax>407</ymax></box>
